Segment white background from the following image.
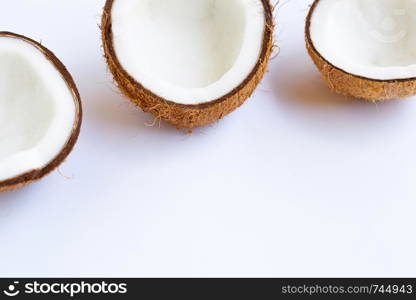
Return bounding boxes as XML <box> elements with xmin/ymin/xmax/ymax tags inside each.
<box><xmin>1</xmin><ymin>0</ymin><xmax>416</xmax><ymax>277</ymax></box>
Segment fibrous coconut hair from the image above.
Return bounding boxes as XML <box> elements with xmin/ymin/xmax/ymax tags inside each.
<box><xmin>102</xmin><ymin>0</ymin><xmax>274</xmax><ymax>128</ymax></box>
<box><xmin>0</xmin><ymin>32</ymin><xmax>82</xmax><ymax>193</ymax></box>
<box><xmin>306</xmin><ymin>0</ymin><xmax>416</xmax><ymax>101</ymax></box>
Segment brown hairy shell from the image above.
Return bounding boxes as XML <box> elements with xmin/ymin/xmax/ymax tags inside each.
<box><xmin>102</xmin><ymin>0</ymin><xmax>274</xmax><ymax>128</ymax></box>
<box><xmin>306</xmin><ymin>0</ymin><xmax>416</xmax><ymax>101</ymax></box>
<box><xmin>0</xmin><ymin>32</ymin><xmax>82</xmax><ymax>193</ymax></box>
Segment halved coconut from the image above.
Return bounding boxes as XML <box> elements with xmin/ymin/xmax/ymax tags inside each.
<box><xmin>102</xmin><ymin>0</ymin><xmax>274</xmax><ymax>128</ymax></box>
<box><xmin>306</xmin><ymin>0</ymin><xmax>416</xmax><ymax>101</ymax></box>
<box><xmin>0</xmin><ymin>32</ymin><xmax>82</xmax><ymax>193</ymax></box>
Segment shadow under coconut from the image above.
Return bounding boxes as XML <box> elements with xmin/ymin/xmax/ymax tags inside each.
<box><xmin>80</xmin><ymin>61</ymin><xmax>179</xmax><ymax>135</ymax></box>
<box><xmin>269</xmin><ymin>48</ymin><xmax>409</xmax><ymax>117</ymax></box>
<box><xmin>269</xmin><ymin>48</ymin><xmax>366</xmax><ymax>108</ymax></box>
<box><xmin>81</xmin><ymin>58</ymin><xmax>228</xmax><ymax>143</ymax></box>
<box><xmin>0</xmin><ymin>183</ymin><xmax>34</xmax><ymax>201</ymax></box>
<box><xmin>85</xmin><ymin>75</ymin><xmax>212</xmax><ymax>136</ymax></box>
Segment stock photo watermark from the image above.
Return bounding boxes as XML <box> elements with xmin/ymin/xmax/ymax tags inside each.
<box><xmin>369</xmin><ymin>5</ymin><xmax>410</xmax><ymax>43</ymax></box>
<box><xmin>2</xmin><ymin>281</ymin><xmax>127</xmax><ymax>297</ymax></box>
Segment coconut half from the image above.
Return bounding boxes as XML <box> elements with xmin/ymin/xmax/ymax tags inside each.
<box><xmin>306</xmin><ymin>0</ymin><xmax>416</xmax><ymax>101</ymax></box>
<box><xmin>0</xmin><ymin>32</ymin><xmax>82</xmax><ymax>193</ymax></box>
<box><xmin>102</xmin><ymin>0</ymin><xmax>274</xmax><ymax>128</ymax></box>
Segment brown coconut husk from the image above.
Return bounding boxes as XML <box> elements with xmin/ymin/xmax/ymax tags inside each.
<box><xmin>306</xmin><ymin>0</ymin><xmax>416</xmax><ymax>101</ymax></box>
<box><xmin>0</xmin><ymin>32</ymin><xmax>82</xmax><ymax>193</ymax></box>
<box><xmin>102</xmin><ymin>0</ymin><xmax>274</xmax><ymax>128</ymax></box>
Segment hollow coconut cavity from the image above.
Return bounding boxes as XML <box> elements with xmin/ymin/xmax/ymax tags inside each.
<box><xmin>306</xmin><ymin>0</ymin><xmax>416</xmax><ymax>101</ymax></box>
<box><xmin>102</xmin><ymin>0</ymin><xmax>274</xmax><ymax>128</ymax></box>
<box><xmin>0</xmin><ymin>32</ymin><xmax>82</xmax><ymax>193</ymax></box>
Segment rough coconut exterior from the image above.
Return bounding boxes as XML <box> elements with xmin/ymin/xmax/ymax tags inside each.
<box><xmin>102</xmin><ymin>0</ymin><xmax>274</xmax><ymax>128</ymax></box>
<box><xmin>0</xmin><ymin>32</ymin><xmax>82</xmax><ymax>193</ymax></box>
<box><xmin>306</xmin><ymin>0</ymin><xmax>416</xmax><ymax>101</ymax></box>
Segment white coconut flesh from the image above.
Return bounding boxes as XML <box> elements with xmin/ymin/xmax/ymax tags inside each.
<box><xmin>0</xmin><ymin>36</ymin><xmax>76</xmax><ymax>181</ymax></box>
<box><xmin>310</xmin><ymin>0</ymin><xmax>416</xmax><ymax>80</ymax></box>
<box><xmin>111</xmin><ymin>0</ymin><xmax>266</xmax><ymax>105</ymax></box>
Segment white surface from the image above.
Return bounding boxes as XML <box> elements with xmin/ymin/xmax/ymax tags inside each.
<box><xmin>310</xmin><ymin>0</ymin><xmax>416</xmax><ymax>80</ymax></box>
<box><xmin>112</xmin><ymin>0</ymin><xmax>265</xmax><ymax>104</ymax></box>
<box><xmin>0</xmin><ymin>0</ymin><xmax>416</xmax><ymax>277</ymax></box>
<box><xmin>0</xmin><ymin>35</ymin><xmax>76</xmax><ymax>181</ymax></box>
